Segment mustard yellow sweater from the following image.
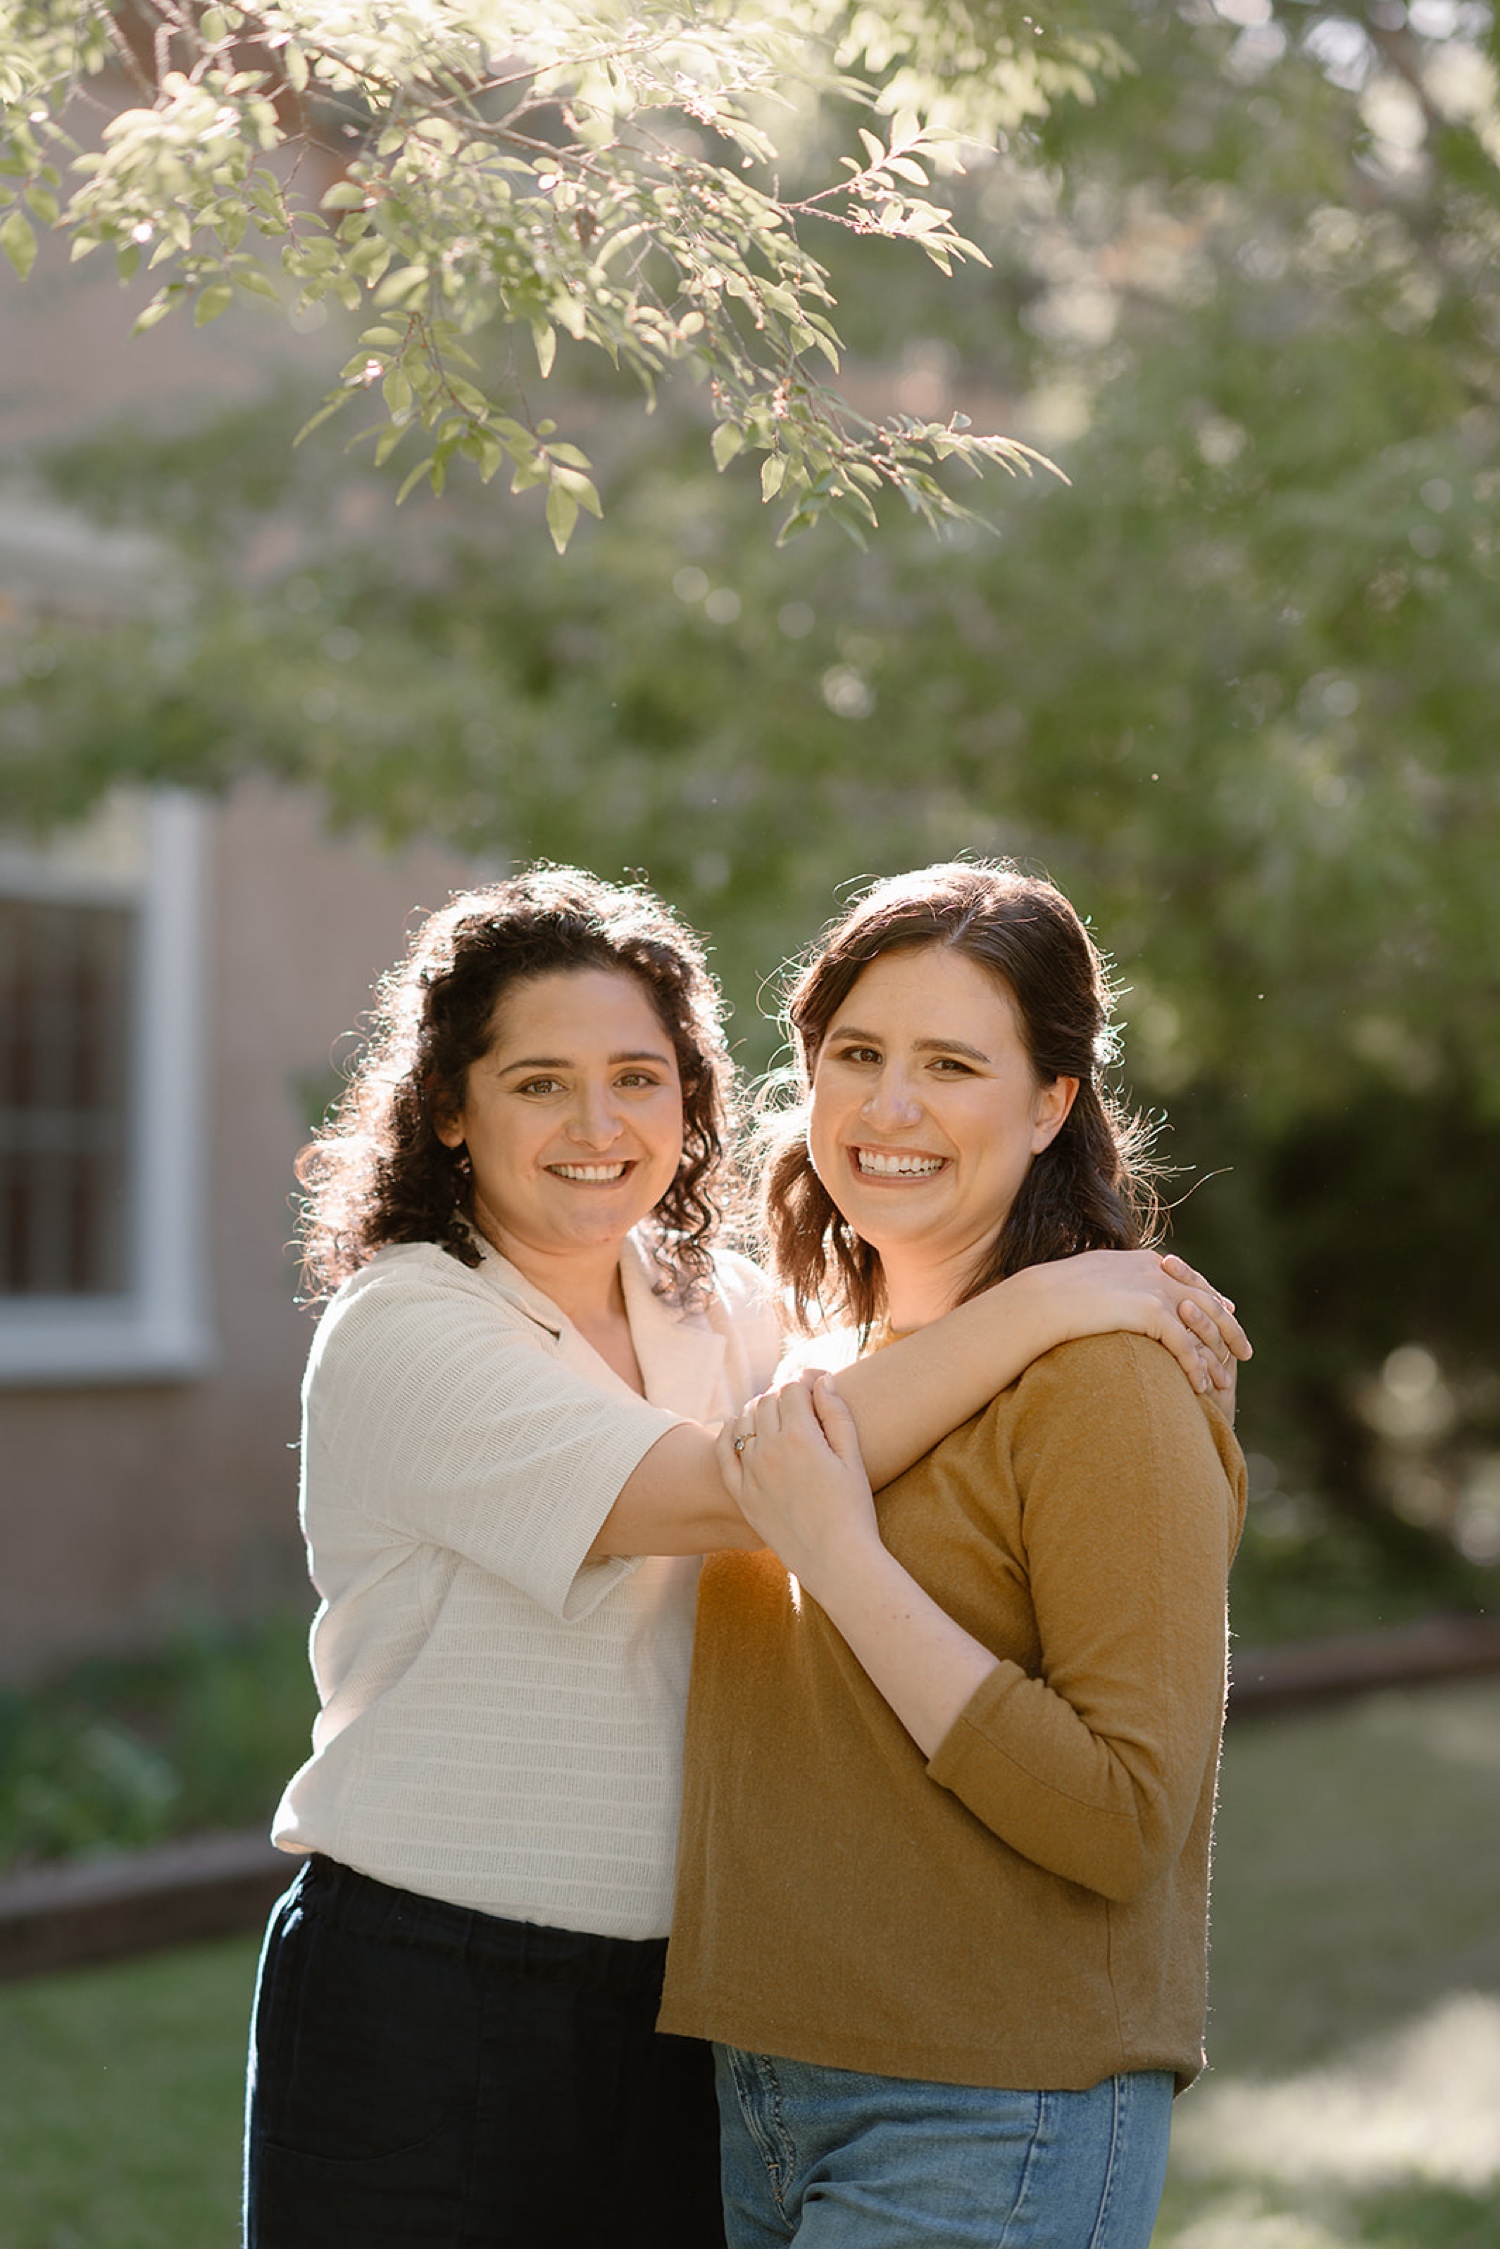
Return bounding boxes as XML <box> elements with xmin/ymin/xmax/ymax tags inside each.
<box><xmin>660</xmin><ymin>1333</ymin><xmax>1247</xmax><ymax>2093</ymax></box>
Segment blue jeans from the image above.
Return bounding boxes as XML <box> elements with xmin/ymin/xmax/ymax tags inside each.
<box><xmin>714</xmin><ymin>2046</ymin><xmax>1174</xmax><ymax>2249</ymax></box>
<box><xmin>244</xmin><ymin>1855</ymin><xmax>724</xmax><ymax>2248</ymax></box>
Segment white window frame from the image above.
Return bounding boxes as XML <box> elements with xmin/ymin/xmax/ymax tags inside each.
<box><xmin>0</xmin><ymin>791</ymin><xmax>214</xmax><ymax>1385</ymax></box>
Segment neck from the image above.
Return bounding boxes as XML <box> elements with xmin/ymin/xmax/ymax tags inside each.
<box><xmin>877</xmin><ymin>1246</ymin><xmax>973</xmax><ymax>1335</ymax></box>
<box><xmin>471</xmin><ymin>1203</ymin><xmax>630</xmax><ymax>1329</ymax></box>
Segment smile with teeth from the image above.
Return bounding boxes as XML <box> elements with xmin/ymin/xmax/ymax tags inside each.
<box><xmin>853</xmin><ymin>1148</ymin><xmax>946</xmax><ymax>1178</ymax></box>
<box><xmin>548</xmin><ymin>1161</ymin><xmax>631</xmax><ymax>1183</ymax></box>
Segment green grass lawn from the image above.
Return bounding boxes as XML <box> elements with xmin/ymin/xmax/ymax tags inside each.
<box><xmin>1157</xmin><ymin>1677</ymin><xmax>1500</xmax><ymax>2249</ymax></box>
<box><xmin>0</xmin><ymin>1679</ymin><xmax>1497</xmax><ymax>2249</ymax></box>
<box><xmin>0</xmin><ymin>1935</ymin><xmax>256</xmax><ymax>2249</ymax></box>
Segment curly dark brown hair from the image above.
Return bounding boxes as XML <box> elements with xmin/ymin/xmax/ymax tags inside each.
<box><xmin>761</xmin><ymin>860</ymin><xmax>1162</xmax><ymax>1333</ymax></box>
<box><xmin>296</xmin><ymin>866</ymin><xmax>740</xmax><ymax>1305</ymax></box>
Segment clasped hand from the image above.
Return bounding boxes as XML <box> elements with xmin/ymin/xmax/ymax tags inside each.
<box><xmin>719</xmin><ymin>1375</ymin><xmax>879</xmax><ymax>1594</ymax></box>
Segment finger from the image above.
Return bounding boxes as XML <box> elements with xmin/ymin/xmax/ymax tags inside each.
<box><xmin>761</xmin><ymin>1385</ymin><xmax>793</xmax><ymax>1439</ymax></box>
<box><xmin>718</xmin><ymin>1420</ymin><xmax>748</xmax><ymax>1486</ymax></box>
<box><xmin>811</xmin><ymin>1375</ymin><xmax>866</xmax><ymax>1469</ymax></box>
<box><xmin>1161</xmin><ymin>1254</ymin><xmax>1237</xmax><ymax>1317</ymax></box>
<box><xmin>1177</xmin><ymin>1308</ymin><xmax>1239</xmax><ymax>1389</ymax></box>
<box><xmin>1178</xmin><ymin>1289</ymin><xmax>1252</xmax><ymax>1362</ymax></box>
<box><xmin>1151</xmin><ymin>1313</ymin><xmax>1214</xmax><ymax>1395</ymax></box>
<box><xmin>1201</xmin><ymin>1302</ymin><xmax>1251</xmax><ymax>1360</ymax></box>
<box><xmin>730</xmin><ymin>1396</ymin><xmax>765</xmax><ymax>1455</ymax></box>
<box><xmin>768</xmin><ymin>1381</ymin><xmax>818</xmax><ymax>1442</ymax></box>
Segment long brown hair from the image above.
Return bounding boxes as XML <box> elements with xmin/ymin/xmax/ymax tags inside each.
<box><xmin>763</xmin><ymin>861</ymin><xmax>1160</xmax><ymax>1331</ymax></box>
<box><xmin>297</xmin><ymin>866</ymin><xmax>739</xmax><ymax>1304</ymax></box>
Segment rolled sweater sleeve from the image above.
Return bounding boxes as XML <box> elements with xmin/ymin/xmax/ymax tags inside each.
<box><xmin>925</xmin><ymin>1334</ymin><xmax>1244</xmax><ymax>1902</ymax></box>
<box><xmin>304</xmin><ymin>1252</ymin><xmax>681</xmax><ymax>1622</ymax></box>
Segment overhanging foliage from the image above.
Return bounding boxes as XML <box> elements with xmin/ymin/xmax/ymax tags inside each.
<box><xmin>0</xmin><ymin>0</ymin><xmax>1118</xmax><ymax>542</ymax></box>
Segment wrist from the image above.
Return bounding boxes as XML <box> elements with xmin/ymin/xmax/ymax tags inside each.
<box><xmin>987</xmin><ymin>1259</ymin><xmax>1068</xmax><ymax>1351</ymax></box>
<box><xmin>796</xmin><ymin>1522</ymin><xmax>900</xmax><ymax>1618</ymax></box>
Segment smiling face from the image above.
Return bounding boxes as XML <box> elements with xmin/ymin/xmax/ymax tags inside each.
<box><xmin>435</xmin><ymin>965</ymin><xmax>685</xmax><ymax>1285</ymax></box>
<box><xmin>807</xmin><ymin>944</ymin><xmax>1078</xmax><ymax>1322</ymax></box>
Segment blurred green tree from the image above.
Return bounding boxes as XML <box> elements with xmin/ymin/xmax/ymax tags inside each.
<box><xmin>2</xmin><ymin>0</ymin><xmax>1499</xmax><ymax>1625</ymax></box>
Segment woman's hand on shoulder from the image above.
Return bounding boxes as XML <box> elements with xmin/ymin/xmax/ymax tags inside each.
<box><xmin>718</xmin><ymin>1375</ymin><xmax>880</xmax><ymax>1594</ymax></box>
<box><xmin>1020</xmin><ymin>1249</ymin><xmax>1250</xmax><ymax>1399</ymax></box>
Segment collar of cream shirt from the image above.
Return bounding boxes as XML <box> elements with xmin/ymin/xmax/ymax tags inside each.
<box><xmin>470</xmin><ymin>1228</ymin><xmax>729</xmax><ymax>1422</ymax></box>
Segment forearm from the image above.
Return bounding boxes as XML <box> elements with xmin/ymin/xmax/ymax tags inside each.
<box><xmin>835</xmin><ymin>1267</ymin><xmax>1067</xmax><ymax>1488</ymax></box>
<box><xmin>794</xmin><ymin>1539</ymin><xmax>1000</xmax><ymax>1758</ymax></box>
<box><xmin>834</xmin><ymin>1253</ymin><xmax>1245</xmax><ymax>1488</ymax></box>
<box><xmin>586</xmin><ymin>1422</ymin><xmax>759</xmax><ymax>1560</ymax></box>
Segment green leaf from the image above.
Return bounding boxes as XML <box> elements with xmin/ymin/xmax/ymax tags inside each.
<box><xmin>396</xmin><ymin>456</ymin><xmax>436</xmax><ymax>504</ymax></box>
<box><xmin>132</xmin><ymin>292</ymin><xmax>178</xmax><ymax>335</ymax></box>
<box><xmin>711</xmin><ymin>423</ymin><xmax>745</xmax><ymax>472</ymax></box>
<box><xmin>532</xmin><ymin>320</ymin><xmax>557</xmax><ymax>378</ymax></box>
<box><xmin>375</xmin><ymin>264</ymin><xmax>430</xmax><ymax>308</ymax></box>
<box><xmin>194</xmin><ymin>283</ymin><xmax>234</xmax><ymax>326</ymax></box>
<box><xmin>294</xmin><ymin>394</ymin><xmax>351</xmax><ymax>445</ymax></box>
<box><xmin>348</xmin><ymin>237</ymin><xmax>391</xmax><ymax>281</ymax></box>
<box><xmin>551</xmin><ymin>466</ymin><xmax>601</xmax><ymax>515</ymax></box>
<box><xmin>761</xmin><ymin>454</ymin><xmax>786</xmax><ymax>501</ymax></box>
<box><xmin>444</xmin><ymin>377</ymin><xmax>491</xmax><ymax>416</ymax></box>
<box><xmin>24</xmin><ymin>184</ymin><xmax>58</xmax><ymax>226</ymax></box>
<box><xmin>233</xmin><ymin>264</ymin><xmax>281</xmax><ymax>304</ymax></box>
<box><xmin>546</xmin><ymin>480</ymin><xmax>580</xmax><ymax>553</ymax></box>
<box><xmin>321</xmin><ymin>180</ymin><xmax>368</xmax><ymax>210</ymax></box>
<box><xmin>284</xmin><ymin>40</ymin><xmax>310</xmax><ymax>94</ymax></box>
<box><xmin>0</xmin><ymin>208</ymin><xmax>36</xmax><ymax>281</ymax></box>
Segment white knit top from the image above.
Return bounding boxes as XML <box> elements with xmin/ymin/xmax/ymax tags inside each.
<box><xmin>272</xmin><ymin>1231</ymin><xmax>781</xmax><ymax>1940</ymax></box>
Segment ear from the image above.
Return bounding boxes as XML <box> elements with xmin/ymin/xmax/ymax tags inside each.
<box><xmin>431</xmin><ymin>1091</ymin><xmax>466</xmax><ymax>1150</ymax></box>
<box><xmin>1030</xmin><ymin>1076</ymin><xmax>1079</xmax><ymax>1155</ymax></box>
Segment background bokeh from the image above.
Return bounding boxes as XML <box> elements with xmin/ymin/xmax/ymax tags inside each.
<box><xmin>1</xmin><ymin>5</ymin><xmax>1498</xmax><ymax>2242</ymax></box>
<box><xmin>6</xmin><ymin>0</ymin><xmax>1499</xmax><ymax>1641</ymax></box>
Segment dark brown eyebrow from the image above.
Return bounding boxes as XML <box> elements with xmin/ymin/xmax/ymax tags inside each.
<box><xmin>496</xmin><ymin>1049</ymin><xmax>673</xmax><ymax>1077</ymax></box>
<box><xmin>828</xmin><ymin>1023</ymin><xmax>993</xmax><ymax>1066</ymax></box>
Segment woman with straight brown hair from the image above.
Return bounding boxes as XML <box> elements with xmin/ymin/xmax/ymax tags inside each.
<box><xmin>663</xmin><ymin>861</ymin><xmax>1247</xmax><ymax>2249</ymax></box>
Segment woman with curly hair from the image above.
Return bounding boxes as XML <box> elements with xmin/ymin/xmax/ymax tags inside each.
<box><xmin>243</xmin><ymin>865</ymin><xmax>1245</xmax><ymax>2249</ymax></box>
<box><xmin>662</xmin><ymin>862</ymin><xmax>1248</xmax><ymax>2249</ymax></box>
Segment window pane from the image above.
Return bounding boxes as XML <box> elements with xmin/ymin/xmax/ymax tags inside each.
<box><xmin>0</xmin><ymin>899</ymin><xmax>135</xmax><ymax>1295</ymax></box>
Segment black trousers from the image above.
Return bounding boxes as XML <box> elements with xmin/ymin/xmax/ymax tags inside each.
<box><xmin>243</xmin><ymin>1855</ymin><xmax>725</xmax><ymax>2249</ymax></box>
